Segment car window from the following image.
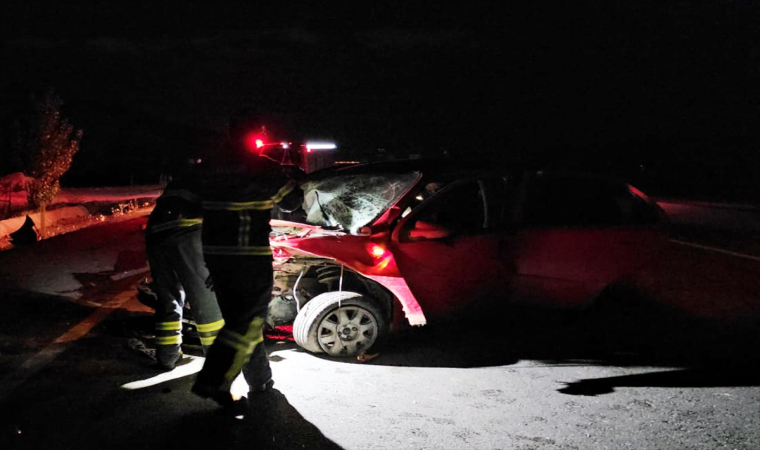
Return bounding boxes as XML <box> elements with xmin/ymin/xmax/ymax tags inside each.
<box><xmin>521</xmin><ymin>173</ymin><xmax>651</xmax><ymax>228</ymax></box>
<box><xmin>400</xmin><ymin>180</ymin><xmax>451</xmax><ymax>218</ymax></box>
<box><xmin>401</xmin><ymin>180</ymin><xmax>487</xmax><ymax>241</ymax></box>
<box><xmin>478</xmin><ymin>176</ymin><xmax>514</xmax><ymax>229</ymax></box>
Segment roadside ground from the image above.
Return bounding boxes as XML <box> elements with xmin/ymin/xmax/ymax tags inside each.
<box><xmin>0</xmin><ymin>184</ymin><xmax>162</xmax><ymax>251</ymax></box>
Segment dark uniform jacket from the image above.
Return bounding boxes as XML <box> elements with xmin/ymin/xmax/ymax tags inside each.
<box><xmin>146</xmin><ymin>177</ymin><xmax>203</xmax><ymax>244</ymax></box>
<box><xmin>199</xmin><ymin>153</ymin><xmax>302</xmax><ymax>257</ymax></box>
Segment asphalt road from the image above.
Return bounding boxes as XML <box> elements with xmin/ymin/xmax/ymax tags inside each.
<box><xmin>0</xmin><ymin>206</ymin><xmax>759</xmax><ymax>450</ymax></box>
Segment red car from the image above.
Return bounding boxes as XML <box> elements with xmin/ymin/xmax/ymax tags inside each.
<box><xmin>266</xmin><ymin>159</ymin><xmax>668</xmax><ymax>357</ymax></box>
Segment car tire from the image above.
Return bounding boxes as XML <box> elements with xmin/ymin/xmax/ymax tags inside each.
<box><xmin>293</xmin><ymin>291</ymin><xmax>386</xmax><ymax>357</ymax></box>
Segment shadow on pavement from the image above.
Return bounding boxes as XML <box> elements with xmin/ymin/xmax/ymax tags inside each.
<box><xmin>0</xmin><ymin>328</ymin><xmax>340</xmax><ymax>450</ymax></box>
<box><xmin>107</xmin><ymin>282</ymin><xmax>760</xmax><ymax>396</ymax></box>
<box><xmin>140</xmin><ymin>389</ymin><xmax>342</xmax><ymax>450</ymax></box>
<box><xmin>558</xmin><ymin>364</ymin><xmax>760</xmax><ymax>396</ymax></box>
<box><xmin>330</xmin><ymin>300</ymin><xmax>760</xmax><ymax>389</ymax></box>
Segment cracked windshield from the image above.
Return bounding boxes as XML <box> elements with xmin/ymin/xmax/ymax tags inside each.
<box><xmin>301</xmin><ymin>172</ymin><xmax>420</xmax><ymax>233</ymax></box>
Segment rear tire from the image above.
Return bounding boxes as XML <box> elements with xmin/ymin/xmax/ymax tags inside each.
<box><xmin>293</xmin><ymin>291</ymin><xmax>386</xmax><ymax>357</ymax></box>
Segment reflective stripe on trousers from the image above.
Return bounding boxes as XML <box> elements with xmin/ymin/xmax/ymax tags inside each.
<box><xmin>155</xmin><ymin>320</ymin><xmax>182</xmax><ymax>346</ymax></box>
<box><xmin>215</xmin><ymin>316</ymin><xmax>266</xmax><ymax>386</ymax></box>
<box><xmin>197</xmin><ymin>318</ymin><xmax>225</xmax><ymax>348</ymax></box>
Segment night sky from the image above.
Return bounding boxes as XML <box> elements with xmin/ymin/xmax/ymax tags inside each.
<box><xmin>2</xmin><ymin>1</ymin><xmax>759</xmax><ymax>196</ymax></box>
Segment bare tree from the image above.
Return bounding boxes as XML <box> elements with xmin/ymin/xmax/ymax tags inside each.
<box><xmin>11</xmin><ymin>87</ymin><xmax>83</xmax><ymax>235</ymax></box>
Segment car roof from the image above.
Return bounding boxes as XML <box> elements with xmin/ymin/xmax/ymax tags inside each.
<box><xmin>305</xmin><ymin>158</ymin><xmax>525</xmax><ymax>181</ymax></box>
<box><xmin>305</xmin><ymin>158</ymin><xmax>632</xmax><ymax>186</ymax></box>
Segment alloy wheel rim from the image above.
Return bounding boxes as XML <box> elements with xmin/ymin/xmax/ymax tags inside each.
<box><xmin>318</xmin><ymin>305</ymin><xmax>378</xmax><ymax>356</ymax></box>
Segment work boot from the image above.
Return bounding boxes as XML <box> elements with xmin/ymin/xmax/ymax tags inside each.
<box><xmin>249</xmin><ymin>379</ymin><xmax>274</xmax><ymax>396</ymax></box>
<box><xmin>192</xmin><ymin>383</ymin><xmax>249</xmax><ymax>415</ymax></box>
<box><xmin>153</xmin><ymin>351</ymin><xmax>183</xmax><ymax>371</ymax></box>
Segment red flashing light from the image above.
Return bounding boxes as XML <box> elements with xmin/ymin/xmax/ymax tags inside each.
<box><xmin>245</xmin><ymin>132</ymin><xmax>266</xmax><ymax>152</ymax></box>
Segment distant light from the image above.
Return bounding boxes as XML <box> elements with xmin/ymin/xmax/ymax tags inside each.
<box><xmin>281</xmin><ymin>142</ymin><xmax>290</xmax><ymax>149</ymax></box>
<box><xmin>305</xmin><ymin>142</ymin><xmax>337</xmax><ymax>151</ymax></box>
<box><xmin>415</xmin><ymin>195</ymin><xmax>424</xmax><ymax>201</ymax></box>
<box><xmin>255</xmin><ymin>139</ymin><xmax>264</xmax><ymax>148</ymax></box>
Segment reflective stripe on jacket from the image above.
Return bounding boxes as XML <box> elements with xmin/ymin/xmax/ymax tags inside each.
<box><xmin>201</xmin><ymin>177</ymin><xmax>298</xmax><ymax>256</ymax></box>
<box><xmin>147</xmin><ymin>183</ymin><xmax>204</xmax><ymax>241</ymax></box>
<box><xmin>149</xmin><ymin>218</ymin><xmax>203</xmax><ymax>234</ymax></box>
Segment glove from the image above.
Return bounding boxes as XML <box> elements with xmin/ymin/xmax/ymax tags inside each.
<box><xmin>205</xmin><ymin>274</ymin><xmax>215</xmax><ymax>292</ymax></box>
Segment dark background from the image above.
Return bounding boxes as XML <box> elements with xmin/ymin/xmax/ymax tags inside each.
<box><xmin>1</xmin><ymin>1</ymin><xmax>759</xmax><ymax>200</ymax></box>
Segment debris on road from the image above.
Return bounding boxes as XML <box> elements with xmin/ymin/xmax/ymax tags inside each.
<box><xmin>127</xmin><ymin>338</ymin><xmax>156</xmax><ymax>361</ymax></box>
<box><xmin>357</xmin><ymin>352</ymin><xmax>379</xmax><ymax>363</ymax></box>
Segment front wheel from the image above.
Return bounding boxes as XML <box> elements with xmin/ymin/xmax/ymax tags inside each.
<box><xmin>293</xmin><ymin>291</ymin><xmax>386</xmax><ymax>357</ymax></box>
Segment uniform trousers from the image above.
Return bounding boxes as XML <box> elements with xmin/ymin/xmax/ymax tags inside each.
<box><xmin>194</xmin><ymin>254</ymin><xmax>273</xmax><ymax>393</ymax></box>
<box><xmin>147</xmin><ymin>227</ymin><xmax>223</xmax><ymax>366</ymax></box>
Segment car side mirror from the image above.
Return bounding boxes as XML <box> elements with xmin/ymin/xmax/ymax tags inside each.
<box><xmin>356</xmin><ymin>226</ymin><xmax>372</xmax><ymax>236</ymax></box>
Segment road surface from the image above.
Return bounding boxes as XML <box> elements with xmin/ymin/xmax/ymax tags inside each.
<box><xmin>0</xmin><ymin>203</ymin><xmax>759</xmax><ymax>450</ymax></box>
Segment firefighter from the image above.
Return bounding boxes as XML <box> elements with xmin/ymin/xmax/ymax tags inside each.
<box><xmin>191</xmin><ymin>123</ymin><xmax>304</xmax><ymax>410</ymax></box>
<box><xmin>145</xmin><ymin>165</ymin><xmax>224</xmax><ymax>370</ymax></box>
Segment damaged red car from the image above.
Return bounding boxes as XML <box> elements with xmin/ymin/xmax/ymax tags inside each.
<box><xmin>266</xmin><ymin>159</ymin><xmax>669</xmax><ymax>357</ymax></box>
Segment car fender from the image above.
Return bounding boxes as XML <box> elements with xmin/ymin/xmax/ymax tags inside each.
<box><xmin>270</xmin><ymin>234</ymin><xmax>427</xmax><ymax>326</ymax></box>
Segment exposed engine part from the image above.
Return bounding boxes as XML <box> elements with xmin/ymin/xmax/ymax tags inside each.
<box><xmin>292</xmin><ymin>267</ymin><xmax>306</xmax><ymax>312</ymax></box>
<box><xmin>267</xmin><ymin>293</ymin><xmax>297</xmax><ymax>327</ymax></box>
<box><xmin>269</xmin><ymin>256</ymin><xmax>395</xmax><ymax>330</ymax></box>
<box><xmin>268</xmin><ymin>257</ymin><xmax>328</xmax><ymax>326</ymax></box>
<box><xmin>316</xmin><ymin>264</ymin><xmax>342</xmax><ymax>289</ymax></box>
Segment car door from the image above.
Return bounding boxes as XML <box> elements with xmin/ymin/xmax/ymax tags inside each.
<box><xmin>388</xmin><ymin>176</ymin><xmax>516</xmax><ymax>319</ymax></box>
<box><xmin>509</xmin><ymin>172</ymin><xmax>666</xmax><ymax>307</ymax></box>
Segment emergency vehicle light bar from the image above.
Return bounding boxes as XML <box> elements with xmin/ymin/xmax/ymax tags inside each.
<box><xmin>304</xmin><ymin>142</ymin><xmax>337</xmax><ymax>151</ymax></box>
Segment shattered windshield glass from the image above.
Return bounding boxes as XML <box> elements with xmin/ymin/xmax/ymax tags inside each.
<box><xmin>301</xmin><ymin>172</ymin><xmax>420</xmax><ymax>233</ymax></box>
